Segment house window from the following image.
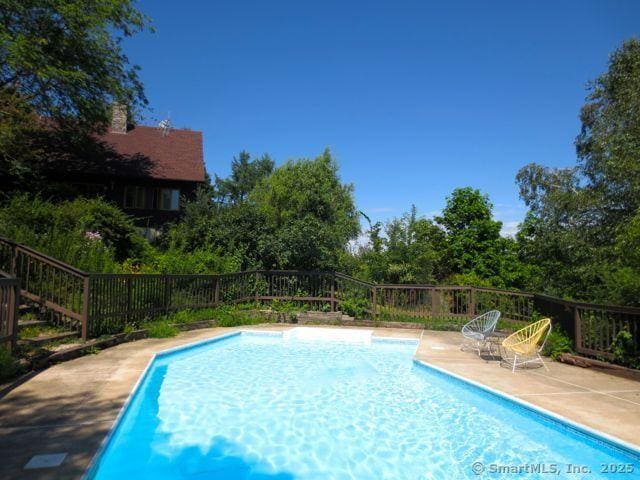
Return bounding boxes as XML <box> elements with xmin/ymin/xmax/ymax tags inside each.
<box><xmin>158</xmin><ymin>188</ymin><xmax>180</xmax><ymax>211</ymax></box>
<box><xmin>124</xmin><ymin>186</ymin><xmax>147</xmax><ymax>209</ymax></box>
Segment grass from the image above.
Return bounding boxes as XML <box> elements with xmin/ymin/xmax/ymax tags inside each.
<box><xmin>18</xmin><ymin>324</ymin><xmax>69</xmax><ymax>340</ymax></box>
<box><xmin>143</xmin><ymin>321</ymin><xmax>180</xmax><ymax>338</ymax></box>
<box><xmin>138</xmin><ymin>304</ymin><xmax>278</xmax><ymax>338</ymax></box>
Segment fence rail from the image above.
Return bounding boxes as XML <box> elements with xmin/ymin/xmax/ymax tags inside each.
<box><xmin>1</xmin><ymin>236</ymin><xmax>638</xmax><ymax>361</ymax></box>
<box><xmin>0</xmin><ymin>237</ymin><xmax>86</xmax><ymax>332</ymax></box>
<box><xmin>533</xmin><ymin>294</ymin><xmax>640</xmax><ymax>360</ymax></box>
<box><xmin>0</xmin><ymin>277</ymin><xmax>20</xmax><ymax>352</ymax></box>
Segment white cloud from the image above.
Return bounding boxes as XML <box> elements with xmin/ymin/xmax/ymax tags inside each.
<box><xmin>500</xmin><ymin>221</ymin><xmax>520</xmax><ymax>238</ymax></box>
<box><xmin>348</xmin><ymin>232</ymin><xmax>370</xmax><ymax>252</ymax></box>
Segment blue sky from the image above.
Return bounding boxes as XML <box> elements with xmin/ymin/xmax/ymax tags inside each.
<box><xmin>124</xmin><ymin>0</ymin><xmax>639</xmax><ymax>236</ymax></box>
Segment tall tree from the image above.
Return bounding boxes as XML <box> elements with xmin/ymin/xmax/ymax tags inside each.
<box><xmin>372</xmin><ymin>206</ymin><xmax>445</xmax><ymax>284</ymax></box>
<box><xmin>516</xmin><ymin>38</ymin><xmax>640</xmax><ymax>304</ymax></box>
<box><xmin>576</xmin><ymin>38</ymin><xmax>640</xmax><ymax>231</ymax></box>
<box><xmin>250</xmin><ymin>149</ymin><xmax>360</xmax><ymax>270</ymax></box>
<box><xmin>213</xmin><ymin>151</ymin><xmax>274</xmax><ymax>204</ymax></box>
<box><xmin>0</xmin><ymin>0</ymin><xmax>150</xmax><ymax>193</ymax></box>
<box><xmin>0</xmin><ymin>0</ymin><xmax>149</xmax><ymax>130</ymax></box>
<box><xmin>436</xmin><ymin>187</ymin><xmax>505</xmax><ymax>281</ymax></box>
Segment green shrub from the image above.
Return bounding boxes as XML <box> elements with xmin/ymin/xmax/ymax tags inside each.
<box><xmin>610</xmin><ymin>330</ymin><xmax>639</xmax><ymax>369</ymax></box>
<box><xmin>134</xmin><ymin>246</ymin><xmax>242</xmax><ymax>274</ymax></box>
<box><xmin>145</xmin><ymin>321</ymin><xmax>179</xmax><ymax>338</ymax></box>
<box><xmin>542</xmin><ymin>328</ymin><xmax>573</xmax><ymax>360</ymax></box>
<box><xmin>0</xmin><ymin>194</ymin><xmax>150</xmax><ymax>272</ymax></box>
<box><xmin>166</xmin><ymin>308</ymin><xmax>216</xmax><ymax>324</ymax></box>
<box><xmin>0</xmin><ymin>347</ymin><xmax>24</xmax><ymax>382</ymax></box>
<box><xmin>122</xmin><ymin>324</ymin><xmax>136</xmax><ymax>334</ymax></box>
<box><xmin>216</xmin><ymin>314</ymin><xmax>262</xmax><ymax>327</ymax></box>
<box><xmin>268</xmin><ymin>299</ymin><xmax>299</xmax><ymax>313</ymax></box>
<box><xmin>196</xmin><ymin>304</ymin><xmax>268</xmax><ymax>327</ymax></box>
<box><xmin>338</xmin><ymin>297</ymin><xmax>369</xmax><ymax>319</ymax></box>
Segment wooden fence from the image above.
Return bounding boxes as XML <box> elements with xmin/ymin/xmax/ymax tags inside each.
<box><xmin>372</xmin><ymin>285</ymin><xmax>535</xmax><ymax>323</ymax></box>
<box><xmin>87</xmin><ymin>270</ymin><xmax>341</xmax><ymax>336</ymax></box>
<box><xmin>0</xmin><ymin>236</ymin><xmax>638</xmax><ymax>360</ymax></box>
<box><xmin>533</xmin><ymin>294</ymin><xmax>640</xmax><ymax>361</ymax></box>
<box><xmin>0</xmin><ymin>277</ymin><xmax>20</xmax><ymax>352</ymax></box>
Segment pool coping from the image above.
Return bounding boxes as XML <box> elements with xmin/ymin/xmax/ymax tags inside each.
<box><xmin>82</xmin><ymin>328</ymin><xmax>640</xmax><ymax>478</ymax></box>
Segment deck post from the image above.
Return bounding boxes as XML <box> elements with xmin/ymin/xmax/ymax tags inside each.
<box><xmin>469</xmin><ymin>287</ymin><xmax>476</xmax><ymax>318</ymax></box>
<box><xmin>81</xmin><ymin>275</ymin><xmax>90</xmax><ymax>340</ymax></box>
<box><xmin>126</xmin><ymin>276</ymin><xmax>132</xmax><ymax>325</ymax></box>
<box><xmin>371</xmin><ymin>286</ymin><xmax>377</xmax><ymax>318</ymax></box>
<box><xmin>164</xmin><ymin>276</ymin><xmax>172</xmax><ymax>314</ymax></box>
<box><xmin>330</xmin><ymin>273</ymin><xmax>336</xmax><ymax>312</ymax></box>
<box><xmin>10</xmin><ymin>245</ymin><xmax>18</xmax><ymax>276</ymax></box>
<box><xmin>9</xmin><ymin>278</ymin><xmax>20</xmax><ymax>352</ymax></box>
<box><xmin>431</xmin><ymin>287</ymin><xmax>440</xmax><ymax>318</ymax></box>
<box><xmin>574</xmin><ymin>305</ymin><xmax>582</xmax><ymax>353</ymax></box>
<box><xmin>254</xmin><ymin>271</ymin><xmax>260</xmax><ymax>304</ymax></box>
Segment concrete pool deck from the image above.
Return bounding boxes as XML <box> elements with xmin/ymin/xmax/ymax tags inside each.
<box><xmin>0</xmin><ymin>324</ymin><xmax>638</xmax><ymax>479</ymax></box>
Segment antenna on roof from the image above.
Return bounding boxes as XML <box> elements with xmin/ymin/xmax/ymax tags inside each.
<box><xmin>158</xmin><ymin>111</ymin><xmax>172</xmax><ymax>137</ymax></box>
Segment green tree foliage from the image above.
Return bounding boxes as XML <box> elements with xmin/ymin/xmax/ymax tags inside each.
<box><xmin>358</xmin><ymin>206</ymin><xmax>445</xmax><ymax>283</ymax></box>
<box><xmin>577</xmin><ymin>38</ymin><xmax>640</xmax><ymax>228</ymax></box>
<box><xmin>0</xmin><ymin>89</ymin><xmax>45</xmax><ymax>190</ymax></box>
<box><xmin>0</xmin><ymin>0</ymin><xmax>150</xmax><ymax>191</ymax></box>
<box><xmin>437</xmin><ymin>188</ymin><xmax>504</xmax><ymax>281</ymax></box>
<box><xmin>214</xmin><ymin>151</ymin><xmax>274</xmax><ymax>204</ymax></box>
<box><xmin>165</xmin><ymin>149</ymin><xmax>360</xmax><ymax>271</ymax></box>
<box><xmin>0</xmin><ymin>0</ymin><xmax>149</xmax><ymax>130</ymax></box>
<box><xmin>163</xmin><ymin>153</ymin><xmax>275</xmax><ymax>270</ymax></box>
<box><xmin>516</xmin><ymin>39</ymin><xmax>640</xmax><ymax>305</ymax></box>
<box><xmin>250</xmin><ymin>149</ymin><xmax>360</xmax><ymax>270</ymax></box>
<box><xmin>0</xmin><ymin>195</ymin><xmax>148</xmax><ymax>271</ymax></box>
<box><xmin>355</xmin><ymin>190</ymin><xmax>529</xmax><ymax>288</ymax></box>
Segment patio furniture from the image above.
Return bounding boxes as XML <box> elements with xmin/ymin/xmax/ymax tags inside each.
<box><xmin>460</xmin><ymin>310</ymin><xmax>501</xmax><ymax>355</ymax></box>
<box><xmin>501</xmin><ymin>318</ymin><xmax>552</xmax><ymax>373</ymax></box>
<box><xmin>485</xmin><ymin>331</ymin><xmax>508</xmax><ymax>360</ymax></box>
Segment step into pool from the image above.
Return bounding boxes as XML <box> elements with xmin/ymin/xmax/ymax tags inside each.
<box><xmin>87</xmin><ymin>329</ymin><xmax>639</xmax><ymax>479</ymax></box>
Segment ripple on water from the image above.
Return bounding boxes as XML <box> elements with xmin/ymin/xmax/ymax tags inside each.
<box><xmin>91</xmin><ymin>334</ymin><xmax>640</xmax><ymax>480</ymax></box>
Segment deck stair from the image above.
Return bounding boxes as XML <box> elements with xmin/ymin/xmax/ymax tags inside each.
<box><xmin>18</xmin><ymin>330</ymin><xmax>79</xmax><ymax>347</ymax></box>
<box><xmin>17</xmin><ymin>319</ymin><xmax>48</xmax><ymax>330</ymax></box>
<box><xmin>0</xmin><ymin>236</ymin><xmax>87</xmax><ymax>339</ymax></box>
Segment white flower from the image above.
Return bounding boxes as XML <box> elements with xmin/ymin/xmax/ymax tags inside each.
<box><xmin>85</xmin><ymin>231</ymin><xmax>103</xmax><ymax>241</ymax></box>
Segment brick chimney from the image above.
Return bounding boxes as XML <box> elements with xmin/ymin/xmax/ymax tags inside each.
<box><xmin>110</xmin><ymin>103</ymin><xmax>128</xmax><ymax>134</ymax></box>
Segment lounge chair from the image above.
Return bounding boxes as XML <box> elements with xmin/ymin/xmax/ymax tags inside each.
<box><xmin>501</xmin><ymin>318</ymin><xmax>552</xmax><ymax>372</ymax></box>
<box><xmin>461</xmin><ymin>310</ymin><xmax>501</xmax><ymax>355</ymax></box>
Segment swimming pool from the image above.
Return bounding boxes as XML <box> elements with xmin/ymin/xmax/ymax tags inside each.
<box><xmin>87</xmin><ymin>329</ymin><xmax>640</xmax><ymax>479</ymax></box>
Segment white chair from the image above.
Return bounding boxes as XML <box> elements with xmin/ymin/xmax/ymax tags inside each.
<box><xmin>461</xmin><ymin>310</ymin><xmax>501</xmax><ymax>355</ymax></box>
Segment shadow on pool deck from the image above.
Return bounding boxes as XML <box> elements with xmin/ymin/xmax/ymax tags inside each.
<box><xmin>0</xmin><ymin>325</ymin><xmax>638</xmax><ymax>479</ymax></box>
<box><xmin>0</xmin><ymin>387</ymin><xmax>120</xmax><ymax>480</ymax></box>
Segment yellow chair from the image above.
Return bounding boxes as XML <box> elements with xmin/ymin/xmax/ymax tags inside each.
<box><xmin>501</xmin><ymin>318</ymin><xmax>552</xmax><ymax>372</ymax></box>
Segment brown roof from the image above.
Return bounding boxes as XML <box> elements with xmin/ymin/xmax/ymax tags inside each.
<box><xmin>99</xmin><ymin>126</ymin><xmax>206</xmax><ymax>182</ymax></box>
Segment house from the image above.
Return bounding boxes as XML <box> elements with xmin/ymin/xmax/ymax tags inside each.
<box><xmin>53</xmin><ymin>104</ymin><xmax>206</xmax><ymax>238</ymax></box>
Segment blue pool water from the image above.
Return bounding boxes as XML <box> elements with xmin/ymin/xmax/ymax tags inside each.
<box><xmin>89</xmin><ymin>331</ymin><xmax>640</xmax><ymax>479</ymax></box>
